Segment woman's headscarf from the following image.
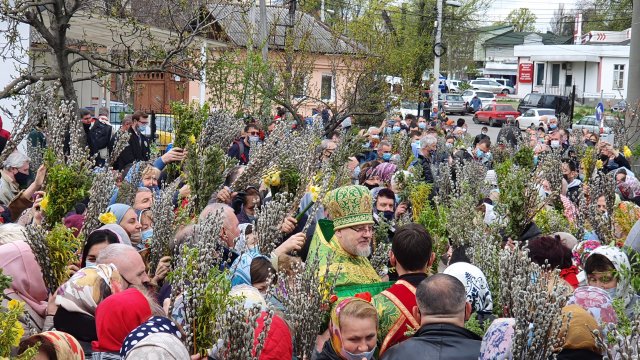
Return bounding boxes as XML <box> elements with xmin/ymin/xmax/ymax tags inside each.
<box><xmin>230</xmin><ymin>248</ymin><xmax>264</xmax><ymax>287</ymax></box>
<box><xmin>329</xmin><ymin>296</ymin><xmax>377</xmax><ymax>359</ymax></box>
<box><xmin>479</xmin><ymin>318</ymin><xmax>515</xmax><ymax>360</ymax></box>
<box><xmin>587</xmin><ymin>246</ymin><xmax>633</xmax><ymax>308</ymax></box>
<box><xmin>98</xmin><ymin>224</ymin><xmax>132</xmax><ymax>246</ymax></box>
<box><xmin>229</xmin><ymin>284</ymin><xmax>268</xmax><ymax>310</ymax></box>
<box><xmin>372</xmin><ymin>163</ymin><xmax>397</xmax><ymax>184</ymax></box>
<box><xmin>55</xmin><ymin>264</ymin><xmax>123</xmax><ymax>316</ymax></box>
<box><xmin>92</xmin><ymin>288</ymin><xmax>152</xmax><ymax>352</ymax></box>
<box><xmin>443</xmin><ymin>262</ymin><xmax>493</xmax><ymax>314</ymax></box>
<box><xmin>0</xmin><ymin>223</ymin><xmax>27</xmax><ymax>246</ymax></box>
<box><xmin>123</xmin><ymin>333</ymin><xmax>189</xmax><ymax>360</ymax></box>
<box><xmin>106</xmin><ymin>203</ymin><xmax>132</xmax><ymax>225</ymax></box>
<box><xmin>572</xmin><ymin>240</ymin><xmax>601</xmax><ymax>268</ymax></box>
<box><xmin>0</xmin><ymin>241</ymin><xmax>47</xmax><ymax>317</ymax></box>
<box><xmin>120</xmin><ymin>316</ymin><xmax>183</xmax><ymax>358</ymax></box>
<box><xmin>567</xmin><ymin>286</ymin><xmax>617</xmax><ymax>327</ymax></box>
<box><xmin>29</xmin><ymin>331</ymin><xmax>85</xmax><ymax>360</ymax></box>
<box><xmin>560</xmin><ymin>304</ymin><xmax>600</xmax><ymax>354</ymax></box>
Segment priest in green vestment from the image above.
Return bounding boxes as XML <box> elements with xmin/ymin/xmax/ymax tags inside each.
<box><xmin>308</xmin><ymin>185</ymin><xmax>381</xmax><ymax>288</ymax></box>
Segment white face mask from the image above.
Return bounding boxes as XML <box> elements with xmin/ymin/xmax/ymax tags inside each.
<box><xmin>344</xmin><ymin>346</ymin><xmax>377</xmax><ymax>360</ymax></box>
<box><xmin>550</xmin><ymin>140</ymin><xmax>560</xmax><ymax>149</ymax></box>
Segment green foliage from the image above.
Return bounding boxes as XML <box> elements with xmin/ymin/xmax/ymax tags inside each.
<box><xmin>172</xmin><ymin>102</ymin><xmax>209</xmax><ymax>148</ymax></box>
<box><xmin>43</xmin><ymin>149</ymin><xmax>92</xmax><ymax>226</ymax></box>
<box><xmin>610</xmin><ymin>298</ymin><xmax>632</xmax><ymax>342</ymax></box>
<box><xmin>513</xmin><ymin>146</ymin><xmax>534</xmax><ymax>172</ymax></box>
<box><xmin>0</xmin><ymin>269</ymin><xmax>11</xmax><ymax>293</ymax></box>
<box><xmin>495</xmin><ymin>159</ymin><xmax>535</xmax><ymax>239</ymax></box>
<box><xmin>168</xmin><ymin>248</ymin><xmax>234</xmax><ymax>356</ymax></box>
<box><xmin>184</xmin><ymin>144</ymin><xmax>235</xmax><ymax>215</ymax></box>
<box><xmin>464</xmin><ymin>312</ymin><xmax>487</xmax><ymax>337</ymax></box>
<box><xmin>500</xmin><ymin>8</ymin><xmax>537</xmax><ymax>32</ymax></box>
<box><xmin>415</xmin><ymin>202</ymin><xmax>448</xmax><ymax>274</ymax></box>
<box><xmin>44</xmin><ymin>224</ymin><xmax>82</xmax><ymax>292</ymax></box>
<box><xmin>534</xmin><ymin>208</ymin><xmax>570</xmax><ymax>234</ymax></box>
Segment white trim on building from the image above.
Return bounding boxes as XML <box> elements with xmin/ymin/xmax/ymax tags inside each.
<box><xmin>513</xmin><ymin>44</ymin><xmax>629</xmax><ymax>101</ymax></box>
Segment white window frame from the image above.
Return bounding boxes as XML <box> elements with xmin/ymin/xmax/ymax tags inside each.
<box><xmin>292</xmin><ymin>75</ymin><xmax>308</xmax><ymax>100</ymax></box>
<box><xmin>613</xmin><ymin>64</ymin><xmax>625</xmax><ymax>89</ymax></box>
<box><xmin>320</xmin><ymin>74</ymin><xmax>335</xmax><ymax>101</ymax></box>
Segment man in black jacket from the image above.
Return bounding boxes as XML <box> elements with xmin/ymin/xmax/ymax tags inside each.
<box><xmin>113</xmin><ymin>111</ymin><xmax>151</xmax><ymax>170</ymax></box>
<box><xmin>382</xmin><ymin>274</ymin><xmax>481</xmax><ymax>360</ymax></box>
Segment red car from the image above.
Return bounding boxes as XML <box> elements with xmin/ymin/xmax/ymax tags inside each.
<box><xmin>472</xmin><ymin>103</ymin><xmax>521</xmax><ymax>127</ymax></box>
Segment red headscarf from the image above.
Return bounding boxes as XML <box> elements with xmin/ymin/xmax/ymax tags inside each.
<box><xmin>92</xmin><ymin>288</ymin><xmax>152</xmax><ymax>352</ymax></box>
<box><xmin>0</xmin><ymin>116</ymin><xmax>10</xmax><ymax>140</ymax></box>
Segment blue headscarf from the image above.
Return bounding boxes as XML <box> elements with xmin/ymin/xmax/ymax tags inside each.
<box><xmin>106</xmin><ymin>203</ymin><xmax>132</xmax><ymax>225</ymax></box>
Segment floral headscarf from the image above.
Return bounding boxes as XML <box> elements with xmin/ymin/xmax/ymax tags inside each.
<box><xmin>0</xmin><ymin>241</ymin><xmax>48</xmax><ymax>317</ymax></box>
<box><xmin>32</xmin><ymin>331</ymin><xmax>85</xmax><ymax>360</ymax></box>
<box><xmin>120</xmin><ymin>316</ymin><xmax>183</xmax><ymax>358</ymax></box>
<box><xmin>567</xmin><ymin>286</ymin><xmax>618</xmax><ymax>327</ymax></box>
<box><xmin>329</xmin><ymin>295</ymin><xmax>377</xmax><ymax>359</ymax></box>
<box><xmin>587</xmin><ymin>246</ymin><xmax>633</xmax><ymax>308</ymax></box>
<box><xmin>55</xmin><ymin>264</ymin><xmax>123</xmax><ymax>316</ymax></box>
<box><xmin>443</xmin><ymin>262</ymin><xmax>493</xmax><ymax>314</ymax></box>
<box><xmin>479</xmin><ymin>318</ymin><xmax>515</xmax><ymax>360</ymax></box>
<box><xmin>372</xmin><ymin>163</ymin><xmax>397</xmax><ymax>184</ymax></box>
<box><xmin>572</xmin><ymin>240</ymin><xmax>601</xmax><ymax>268</ymax></box>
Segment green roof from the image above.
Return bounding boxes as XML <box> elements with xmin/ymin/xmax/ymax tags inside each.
<box><xmin>476</xmin><ymin>24</ymin><xmax>513</xmax><ymax>33</ymax></box>
<box><xmin>484</xmin><ymin>31</ymin><xmax>572</xmax><ymax>46</ymax></box>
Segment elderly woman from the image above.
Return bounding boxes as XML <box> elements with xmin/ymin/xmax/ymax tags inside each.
<box><xmin>0</xmin><ymin>151</ymin><xmax>31</xmax><ymax>204</ymax></box>
<box><xmin>599</xmin><ymin>141</ymin><xmax>631</xmax><ymax>173</ymax></box>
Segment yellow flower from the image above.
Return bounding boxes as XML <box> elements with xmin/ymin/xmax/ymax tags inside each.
<box><xmin>12</xmin><ymin>321</ymin><xmax>23</xmax><ymax>346</ymax></box>
<box><xmin>309</xmin><ymin>185</ymin><xmax>320</xmax><ymax>202</ymax></box>
<box><xmin>623</xmin><ymin>145</ymin><xmax>632</xmax><ymax>159</ymax></box>
<box><xmin>270</xmin><ymin>172</ymin><xmax>281</xmax><ymax>187</ymax></box>
<box><xmin>39</xmin><ymin>195</ymin><xmax>49</xmax><ymax>211</ymax></box>
<box><xmin>7</xmin><ymin>299</ymin><xmax>22</xmax><ymax>311</ymax></box>
<box><xmin>596</xmin><ymin>159</ymin><xmax>603</xmax><ymax>169</ymax></box>
<box><xmin>98</xmin><ymin>212</ymin><xmax>117</xmax><ymax>224</ymax></box>
<box><xmin>189</xmin><ymin>134</ymin><xmax>196</xmax><ymax>144</ymax></box>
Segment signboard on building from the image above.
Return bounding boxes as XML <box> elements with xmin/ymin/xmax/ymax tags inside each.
<box><xmin>518</xmin><ymin>63</ymin><xmax>533</xmax><ymax>83</ymax></box>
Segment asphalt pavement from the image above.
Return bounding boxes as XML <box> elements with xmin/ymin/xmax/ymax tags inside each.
<box><xmin>452</xmin><ymin>114</ymin><xmax>501</xmax><ymax>143</ymax></box>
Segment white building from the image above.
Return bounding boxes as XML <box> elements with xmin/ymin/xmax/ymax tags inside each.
<box><xmin>513</xmin><ymin>44</ymin><xmax>630</xmax><ymax>103</ymax></box>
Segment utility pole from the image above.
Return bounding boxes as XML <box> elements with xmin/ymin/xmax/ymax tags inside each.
<box><xmin>626</xmin><ymin>0</ymin><xmax>640</xmax><ymax>146</ymax></box>
<box><xmin>259</xmin><ymin>0</ymin><xmax>268</xmax><ymax>62</ymax></box>
<box><xmin>430</xmin><ymin>0</ymin><xmax>443</xmax><ymax>104</ymax></box>
<box><xmin>320</xmin><ymin>0</ymin><xmax>325</xmax><ymax>22</ymax></box>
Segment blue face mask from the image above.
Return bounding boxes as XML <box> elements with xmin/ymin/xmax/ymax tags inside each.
<box><xmin>549</xmin><ymin>124</ymin><xmax>557</xmax><ymax>130</ymax></box>
<box><xmin>246</xmin><ymin>214</ymin><xmax>257</xmax><ymax>223</ymax></box>
<box><xmin>533</xmin><ymin>155</ymin><xmax>539</xmax><ymax>166</ymax></box>
<box><xmin>344</xmin><ymin>347</ymin><xmax>376</xmax><ymax>360</ymax></box>
<box><xmin>141</xmin><ymin>229</ymin><xmax>153</xmax><ymax>243</ymax></box>
<box><xmin>418</xmin><ymin>122</ymin><xmax>427</xmax><ymax>130</ymax></box>
<box><xmin>353</xmin><ymin>166</ymin><xmax>361</xmax><ymax>179</ymax></box>
<box><xmin>382</xmin><ymin>153</ymin><xmax>392</xmax><ymax>161</ymax></box>
<box><xmin>85</xmin><ymin>261</ymin><xmax>97</xmax><ymax>268</ymax></box>
<box><xmin>362</xmin><ymin>141</ymin><xmax>371</xmax><ymax>149</ymax></box>
<box><xmin>249</xmin><ymin>135</ymin><xmax>260</xmax><ymax>143</ymax></box>
<box><xmin>392</xmin><ymin>126</ymin><xmax>401</xmax><ymax>133</ymax></box>
<box><xmin>476</xmin><ymin>149</ymin><xmax>484</xmax><ymax>158</ymax></box>
<box><xmin>605</xmin><ymin>287</ymin><xmax>617</xmax><ymax>299</ymax></box>
<box><xmin>138</xmin><ymin>124</ymin><xmax>148</xmax><ymax>133</ymax></box>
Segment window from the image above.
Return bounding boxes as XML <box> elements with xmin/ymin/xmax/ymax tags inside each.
<box><xmin>483</xmin><ymin>104</ymin><xmax>493</xmax><ymax>111</ymax></box>
<box><xmin>536</xmin><ymin>63</ymin><xmax>545</xmax><ymax>85</ymax></box>
<box><xmin>565</xmin><ymin>74</ymin><xmax>573</xmax><ymax>87</ymax></box>
<box><xmin>321</xmin><ymin>75</ymin><xmax>333</xmax><ymax>100</ymax></box>
<box><xmin>524</xmin><ymin>110</ymin><xmax>534</xmax><ymax>117</ymax></box>
<box><xmin>613</xmin><ymin>64</ymin><xmax>625</xmax><ymax>89</ymax></box>
<box><xmin>551</xmin><ymin>64</ymin><xmax>560</xmax><ymax>87</ymax></box>
<box><xmin>496</xmin><ymin>105</ymin><xmax>515</xmax><ymax>111</ymax></box>
<box><xmin>293</xmin><ymin>76</ymin><xmax>306</xmax><ymax>98</ymax></box>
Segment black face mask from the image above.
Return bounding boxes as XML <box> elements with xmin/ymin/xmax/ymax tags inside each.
<box><xmin>14</xmin><ymin>171</ymin><xmax>29</xmax><ymax>187</ymax></box>
<box><xmin>382</xmin><ymin>210</ymin><xmax>394</xmax><ymax>221</ymax></box>
<box><xmin>364</xmin><ymin>183</ymin><xmax>378</xmax><ymax>190</ymax></box>
<box><xmin>585</xmin><ymin>140</ymin><xmax>595</xmax><ymax>147</ymax></box>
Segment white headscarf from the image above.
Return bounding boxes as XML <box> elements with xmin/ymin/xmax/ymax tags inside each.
<box><xmin>444</xmin><ymin>262</ymin><xmax>493</xmax><ymax>314</ymax></box>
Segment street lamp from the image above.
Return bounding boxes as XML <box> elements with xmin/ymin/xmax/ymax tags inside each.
<box><xmin>430</xmin><ymin>0</ymin><xmax>461</xmax><ymax>107</ymax></box>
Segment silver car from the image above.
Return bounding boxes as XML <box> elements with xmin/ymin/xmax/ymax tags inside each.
<box><xmin>571</xmin><ymin>115</ymin><xmax>614</xmax><ymax>142</ymax></box>
<box><xmin>438</xmin><ymin>94</ymin><xmax>466</xmax><ymax>115</ymax></box>
<box><xmin>469</xmin><ymin>79</ymin><xmax>515</xmax><ymax>94</ymax></box>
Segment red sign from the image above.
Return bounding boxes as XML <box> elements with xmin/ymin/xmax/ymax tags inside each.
<box><xmin>519</xmin><ymin>63</ymin><xmax>533</xmax><ymax>83</ymax></box>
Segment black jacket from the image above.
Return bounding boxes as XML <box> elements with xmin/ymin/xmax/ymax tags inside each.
<box><xmin>497</xmin><ymin>124</ymin><xmax>521</xmax><ymax>147</ymax></box>
<box><xmin>314</xmin><ymin>340</ymin><xmax>342</xmax><ymax>360</ymax></box>
<box><xmin>381</xmin><ymin>323</ymin><xmax>481</xmax><ymax>360</ymax></box>
<box><xmin>113</xmin><ymin>128</ymin><xmax>150</xmax><ymax>170</ymax></box>
<box><xmin>418</xmin><ymin>154</ymin><xmax>435</xmax><ymax>184</ymax></box>
<box><xmin>556</xmin><ymin>349</ymin><xmax>603</xmax><ymax>360</ymax></box>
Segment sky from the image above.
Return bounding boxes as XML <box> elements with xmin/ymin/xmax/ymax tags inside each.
<box><xmin>484</xmin><ymin>0</ymin><xmax>578</xmax><ymax>32</ymax></box>
<box><xmin>0</xmin><ymin>21</ymin><xmax>29</xmax><ymax>132</ymax></box>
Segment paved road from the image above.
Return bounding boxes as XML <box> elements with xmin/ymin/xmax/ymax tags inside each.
<box><xmin>448</xmin><ymin>114</ymin><xmax>501</xmax><ymax>143</ymax></box>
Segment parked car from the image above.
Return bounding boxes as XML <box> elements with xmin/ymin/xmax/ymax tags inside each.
<box><xmin>571</xmin><ymin>115</ymin><xmax>614</xmax><ymax>142</ymax></box>
<box><xmin>517</xmin><ymin>93</ymin><xmax>571</xmax><ymax>117</ymax></box>
<box><xmin>438</xmin><ymin>94</ymin><xmax>466</xmax><ymax>115</ymax></box>
<box><xmin>611</xmin><ymin>100</ymin><xmax>627</xmax><ymax>113</ymax></box>
<box><xmin>476</xmin><ymin>78</ymin><xmax>512</xmax><ymax>87</ymax></box>
<box><xmin>392</xmin><ymin>101</ymin><xmax>420</xmax><ymax>119</ymax></box>
<box><xmin>461</xmin><ymin>90</ymin><xmax>495</xmax><ymax>112</ymax></box>
<box><xmin>515</xmin><ymin>108</ymin><xmax>557</xmax><ymax>130</ymax></box>
<box><xmin>446</xmin><ymin>80</ymin><xmax>463</xmax><ymax>93</ymax></box>
<box><xmin>473</xmin><ymin>103</ymin><xmax>521</xmax><ymax>127</ymax></box>
<box><xmin>469</xmin><ymin>79</ymin><xmax>515</xmax><ymax>94</ymax></box>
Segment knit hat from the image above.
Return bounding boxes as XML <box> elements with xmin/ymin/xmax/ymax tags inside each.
<box><xmin>106</xmin><ymin>203</ymin><xmax>132</xmax><ymax>225</ymax></box>
<box><xmin>325</xmin><ymin>185</ymin><xmax>374</xmax><ymax>231</ymax></box>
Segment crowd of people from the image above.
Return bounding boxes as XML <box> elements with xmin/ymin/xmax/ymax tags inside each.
<box><xmin>0</xmin><ymin>103</ymin><xmax>639</xmax><ymax>360</ymax></box>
